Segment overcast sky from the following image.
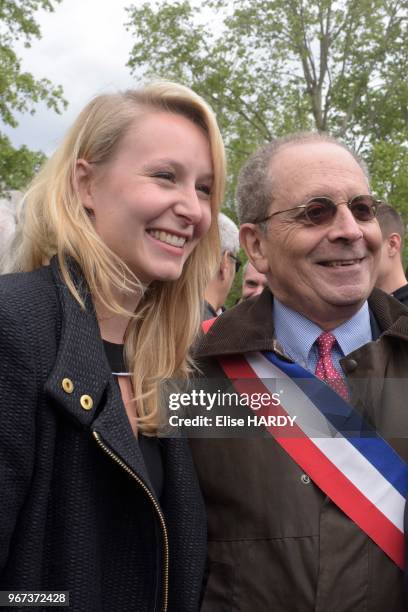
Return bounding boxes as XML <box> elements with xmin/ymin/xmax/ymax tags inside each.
<box><xmin>2</xmin><ymin>0</ymin><xmax>142</xmax><ymax>155</ymax></box>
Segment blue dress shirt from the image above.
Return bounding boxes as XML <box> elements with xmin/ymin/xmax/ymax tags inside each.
<box><xmin>273</xmin><ymin>299</ymin><xmax>373</xmax><ymax>375</ymax></box>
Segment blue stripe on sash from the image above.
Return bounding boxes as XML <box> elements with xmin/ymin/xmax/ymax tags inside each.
<box><xmin>264</xmin><ymin>351</ymin><xmax>408</xmax><ymax>498</ymax></box>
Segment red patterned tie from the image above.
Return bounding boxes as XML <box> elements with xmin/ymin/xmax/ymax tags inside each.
<box><xmin>315</xmin><ymin>332</ymin><xmax>349</xmax><ymax>401</ymax></box>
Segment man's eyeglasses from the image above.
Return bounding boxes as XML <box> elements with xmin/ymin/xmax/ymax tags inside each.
<box><xmin>229</xmin><ymin>253</ymin><xmax>241</xmax><ymax>273</ymax></box>
<box><xmin>255</xmin><ymin>195</ymin><xmax>382</xmax><ymax>227</ymax></box>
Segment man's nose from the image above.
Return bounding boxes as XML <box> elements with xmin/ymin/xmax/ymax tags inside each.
<box><xmin>327</xmin><ymin>203</ymin><xmax>364</xmax><ymax>242</ymax></box>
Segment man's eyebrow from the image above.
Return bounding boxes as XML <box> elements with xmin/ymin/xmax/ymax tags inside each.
<box><xmin>293</xmin><ymin>191</ymin><xmax>328</xmax><ymax>201</ymax></box>
<box><xmin>299</xmin><ymin>189</ymin><xmax>367</xmax><ymax>201</ymax></box>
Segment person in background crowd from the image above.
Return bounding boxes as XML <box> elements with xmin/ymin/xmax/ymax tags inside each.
<box><xmin>191</xmin><ymin>132</ymin><xmax>408</xmax><ymax>611</ymax></box>
<box><xmin>0</xmin><ymin>197</ymin><xmax>16</xmax><ymax>261</ymax></box>
<box><xmin>0</xmin><ymin>81</ymin><xmax>226</xmax><ymax>612</ymax></box>
<box><xmin>241</xmin><ymin>260</ymin><xmax>268</xmax><ymax>300</ymax></box>
<box><xmin>203</xmin><ymin>212</ymin><xmax>240</xmax><ymax>320</ymax></box>
<box><xmin>375</xmin><ymin>202</ymin><xmax>408</xmax><ymax>306</ymax></box>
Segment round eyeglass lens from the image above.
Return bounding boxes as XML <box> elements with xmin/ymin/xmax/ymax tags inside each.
<box><xmin>349</xmin><ymin>195</ymin><xmax>377</xmax><ymax>221</ymax></box>
<box><xmin>305</xmin><ymin>198</ymin><xmax>336</xmax><ymax>225</ymax></box>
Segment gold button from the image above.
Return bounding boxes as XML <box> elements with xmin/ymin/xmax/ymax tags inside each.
<box><xmin>62</xmin><ymin>378</ymin><xmax>74</xmax><ymax>394</ymax></box>
<box><xmin>80</xmin><ymin>395</ymin><xmax>93</xmax><ymax>411</ymax></box>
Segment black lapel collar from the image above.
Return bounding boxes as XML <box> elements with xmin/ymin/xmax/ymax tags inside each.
<box><xmin>44</xmin><ymin>256</ymin><xmax>154</xmax><ymax>490</ymax></box>
<box><xmin>44</xmin><ymin>256</ymin><xmax>111</xmax><ymax>428</ymax></box>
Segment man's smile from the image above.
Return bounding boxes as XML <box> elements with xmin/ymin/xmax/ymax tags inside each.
<box><xmin>316</xmin><ymin>257</ymin><xmax>365</xmax><ymax>268</ymax></box>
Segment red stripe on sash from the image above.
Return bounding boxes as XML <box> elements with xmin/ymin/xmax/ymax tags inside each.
<box><xmin>201</xmin><ymin>317</ymin><xmax>217</xmax><ymax>334</ymax></box>
<box><xmin>217</xmin><ymin>354</ymin><xmax>404</xmax><ymax>569</ymax></box>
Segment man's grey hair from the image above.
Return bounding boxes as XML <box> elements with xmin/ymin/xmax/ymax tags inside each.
<box><xmin>218</xmin><ymin>212</ymin><xmax>240</xmax><ymax>255</ymax></box>
<box><xmin>236</xmin><ymin>132</ymin><xmax>370</xmax><ymax>225</ymax></box>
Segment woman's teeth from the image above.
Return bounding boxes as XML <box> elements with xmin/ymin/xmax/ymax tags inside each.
<box><xmin>148</xmin><ymin>230</ymin><xmax>186</xmax><ymax>247</ymax></box>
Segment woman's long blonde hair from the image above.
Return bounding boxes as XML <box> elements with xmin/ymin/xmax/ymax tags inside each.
<box><xmin>5</xmin><ymin>81</ymin><xmax>226</xmax><ymax>433</ymax></box>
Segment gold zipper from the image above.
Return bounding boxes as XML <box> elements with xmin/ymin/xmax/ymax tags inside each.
<box><xmin>92</xmin><ymin>430</ymin><xmax>169</xmax><ymax>612</ymax></box>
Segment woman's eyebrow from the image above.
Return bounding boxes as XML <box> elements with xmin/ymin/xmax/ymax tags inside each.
<box><xmin>144</xmin><ymin>158</ymin><xmax>214</xmax><ymax>180</ymax></box>
<box><xmin>199</xmin><ymin>172</ymin><xmax>214</xmax><ymax>181</ymax></box>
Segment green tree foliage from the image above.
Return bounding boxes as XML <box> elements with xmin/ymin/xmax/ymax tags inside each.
<box><xmin>0</xmin><ymin>0</ymin><xmax>67</xmax><ymax>195</ymax></box>
<box><xmin>126</xmin><ymin>0</ymin><xmax>408</xmax><ymax>227</ymax></box>
<box><xmin>0</xmin><ymin>134</ymin><xmax>45</xmax><ymax>193</ymax></box>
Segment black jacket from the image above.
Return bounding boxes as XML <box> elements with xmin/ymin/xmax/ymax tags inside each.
<box><xmin>393</xmin><ymin>283</ymin><xmax>408</xmax><ymax>308</ymax></box>
<box><xmin>0</xmin><ymin>257</ymin><xmax>206</xmax><ymax>612</ymax></box>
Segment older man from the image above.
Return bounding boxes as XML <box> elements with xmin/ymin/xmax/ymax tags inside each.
<box><xmin>241</xmin><ymin>261</ymin><xmax>268</xmax><ymax>300</ymax></box>
<box><xmin>190</xmin><ymin>133</ymin><xmax>408</xmax><ymax>611</ymax></box>
<box><xmin>203</xmin><ymin>212</ymin><xmax>240</xmax><ymax>320</ymax></box>
<box><xmin>0</xmin><ymin>195</ymin><xmax>16</xmax><ymax>262</ymax></box>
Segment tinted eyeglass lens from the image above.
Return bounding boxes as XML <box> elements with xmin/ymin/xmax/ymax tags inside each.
<box><xmin>304</xmin><ymin>196</ymin><xmax>377</xmax><ymax>225</ymax></box>
<box><xmin>349</xmin><ymin>195</ymin><xmax>377</xmax><ymax>221</ymax></box>
<box><xmin>305</xmin><ymin>198</ymin><xmax>336</xmax><ymax>225</ymax></box>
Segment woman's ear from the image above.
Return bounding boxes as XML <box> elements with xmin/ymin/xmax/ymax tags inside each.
<box><xmin>74</xmin><ymin>159</ymin><xmax>95</xmax><ymax>215</ymax></box>
<box><xmin>239</xmin><ymin>223</ymin><xmax>270</xmax><ymax>274</ymax></box>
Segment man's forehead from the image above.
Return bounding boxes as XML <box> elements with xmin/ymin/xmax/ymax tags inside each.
<box><xmin>268</xmin><ymin>141</ymin><xmax>369</xmax><ymax>199</ymax></box>
<box><xmin>245</xmin><ymin>264</ymin><xmax>264</xmax><ymax>280</ymax></box>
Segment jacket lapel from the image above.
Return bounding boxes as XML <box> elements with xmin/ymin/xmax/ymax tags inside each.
<box><xmin>44</xmin><ymin>256</ymin><xmax>153</xmax><ymax>491</ymax></box>
<box><xmin>196</xmin><ymin>289</ymin><xmax>285</xmax><ymax>359</ymax></box>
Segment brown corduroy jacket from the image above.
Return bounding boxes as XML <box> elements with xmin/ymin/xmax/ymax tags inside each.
<box><xmin>190</xmin><ymin>288</ymin><xmax>408</xmax><ymax>612</ymax></box>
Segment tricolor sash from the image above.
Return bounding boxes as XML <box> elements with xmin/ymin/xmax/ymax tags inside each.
<box><xmin>202</xmin><ymin>320</ymin><xmax>408</xmax><ymax>568</ymax></box>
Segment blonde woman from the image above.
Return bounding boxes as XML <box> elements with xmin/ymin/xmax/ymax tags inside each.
<box><xmin>0</xmin><ymin>82</ymin><xmax>225</xmax><ymax>611</ymax></box>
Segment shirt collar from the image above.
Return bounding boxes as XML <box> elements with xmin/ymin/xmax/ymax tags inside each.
<box><xmin>334</xmin><ymin>302</ymin><xmax>372</xmax><ymax>356</ymax></box>
<box><xmin>274</xmin><ymin>298</ymin><xmax>372</xmax><ymax>364</ymax></box>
